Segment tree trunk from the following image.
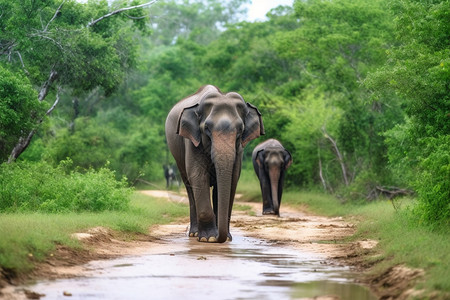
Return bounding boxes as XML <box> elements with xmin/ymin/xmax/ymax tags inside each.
<box><xmin>322</xmin><ymin>127</ymin><xmax>349</xmax><ymax>186</ymax></box>
<box><xmin>7</xmin><ymin>130</ymin><xmax>36</xmax><ymax>163</ymax></box>
<box><xmin>69</xmin><ymin>97</ymin><xmax>79</xmax><ymax>134</ymax></box>
<box><xmin>317</xmin><ymin>142</ymin><xmax>327</xmax><ymax>191</ymax></box>
<box><xmin>8</xmin><ymin>79</ymin><xmax>60</xmax><ymax>163</ymax></box>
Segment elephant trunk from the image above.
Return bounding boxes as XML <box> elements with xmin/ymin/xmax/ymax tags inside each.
<box><xmin>269</xmin><ymin>165</ymin><xmax>280</xmax><ymax>215</ymax></box>
<box><xmin>212</xmin><ymin>131</ymin><xmax>236</xmax><ymax>243</ymax></box>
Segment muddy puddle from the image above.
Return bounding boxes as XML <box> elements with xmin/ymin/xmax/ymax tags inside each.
<box><xmin>25</xmin><ymin>229</ymin><xmax>375</xmax><ymax>300</ymax></box>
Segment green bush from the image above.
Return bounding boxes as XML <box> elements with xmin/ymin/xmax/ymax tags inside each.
<box><xmin>0</xmin><ymin>159</ymin><xmax>132</xmax><ymax>213</ymax></box>
<box><xmin>414</xmin><ymin>135</ymin><xmax>450</xmax><ymax>227</ymax></box>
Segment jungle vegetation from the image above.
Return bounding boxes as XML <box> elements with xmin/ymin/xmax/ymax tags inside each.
<box><xmin>0</xmin><ymin>0</ymin><xmax>448</xmax><ymax>229</ymax></box>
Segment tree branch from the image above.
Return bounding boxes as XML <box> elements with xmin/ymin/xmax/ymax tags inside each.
<box><xmin>124</xmin><ymin>13</ymin><xmax>147</xmax><ymax>20</ymax></box>
<box><xmin>15</xmin><ymin>51</ymin><xmax>29</xmax><ymax>75</ymax></box>
<box><xmin>46</xmin><ymin>87</ymin><xmax>61</xmax><ymax>115</ymax></box>
<box><xmin>44</xmin><ymin>0</ymin><xmax>66</xmax><ymax>32</ymax></box>
<box><xmin>38</xmin><ymin>69</ymin><xmax>58</xmax><ymax>101</ymax></box>
<box><xmin>87</xmin><ymin>0</ymin><xmax>157</xmax><ymax>27</ymax></box>
<box><xmin>29</xmin><ymin>32</ymin><xmax>64</xmax><ymax>50</ymax></box>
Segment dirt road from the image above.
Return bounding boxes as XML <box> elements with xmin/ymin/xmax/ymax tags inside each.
<box><xmin>140</xmin><ymin>190</ymin><xmax>370</xmax><ymax>259</ymax></box>
<box><xmin>1</xmin><ymin>190</ymin><xmax>422</xmax><ymax>299</ymax></box>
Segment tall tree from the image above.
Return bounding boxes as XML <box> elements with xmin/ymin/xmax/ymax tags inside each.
<box><xmin>0</xmin><ymin>0</ymin><xmax>156</xmax><ymax>162</ymax></box>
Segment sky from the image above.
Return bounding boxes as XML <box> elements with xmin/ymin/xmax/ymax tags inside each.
<box><xmin>245</xmin><ymin>0</ymin><xmax>294</xmax><ymax>21</ymax></box>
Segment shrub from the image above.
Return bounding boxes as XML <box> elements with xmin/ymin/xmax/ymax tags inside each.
<box><xmin>414</xmin><ymin>135</ymin><xmax>450</xmax><ymax>227</ymax></box>
<box><xmin>0</xmin><ymin>159</ymin><xmax>132</xmax><ymax>213</ymax></box>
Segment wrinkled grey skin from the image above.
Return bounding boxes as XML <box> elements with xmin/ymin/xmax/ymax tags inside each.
<box><xmin>252</xmin><ymin>139</ymin><xmax>292</xmax><ymax>216</ymax></box>
<box><xmin>165</xmin><ymin>85</ymin><xmax>264</xmax><ymax>243</ymax></box>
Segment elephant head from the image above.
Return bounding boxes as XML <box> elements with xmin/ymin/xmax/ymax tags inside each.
<box><xmin>254</xmin><ymin>142</ymin><xmax>292</xmax><ymax>216</ymax></box>
<box><xmin>176</xmin><ymin>89</ymin><xmax>264</xmax><ymax>242</ymax></box>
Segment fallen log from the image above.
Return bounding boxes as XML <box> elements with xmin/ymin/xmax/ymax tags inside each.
<box><xmin>366</xmin><ymin>186</ymin><xmax>414</xmax><ymax>201</ymax></box>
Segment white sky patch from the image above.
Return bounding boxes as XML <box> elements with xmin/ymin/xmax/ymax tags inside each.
<box><xmin>245</xmin><ymin>0</ymin><xmax>294</xmax><ymax>21</ymax></box>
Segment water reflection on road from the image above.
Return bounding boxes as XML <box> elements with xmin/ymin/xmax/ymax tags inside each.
<box><xmin>27</xmin><ymin>230</ymin><xmax>375</xmax><ymax>300</ymax></box>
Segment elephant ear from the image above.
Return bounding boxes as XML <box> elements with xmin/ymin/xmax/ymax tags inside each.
<box><xmin>242</xmin><ymin>103</ymin><xmax>265</xmax><ymax>147</ymax></box>
<box><xmin>177</xmin><ymin>103</ymin><xmax>201</xmax><ymax>147</ymax></box>
<box><xmin>255</xmin><ymin>149</ymin><xmax>265</xmax><ymax>168</ymax></box>
<box><xmin>284</xmin><ymin>149</ymin><xmax>293</xmax><ymax>169</ymax></box>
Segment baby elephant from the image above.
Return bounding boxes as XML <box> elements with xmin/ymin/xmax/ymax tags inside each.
<box><xmin>252</xmin><ymin>139</ymin><xmax>292</xmax><ymax>216</ymax></box>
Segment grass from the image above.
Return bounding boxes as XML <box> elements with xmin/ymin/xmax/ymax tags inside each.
<box><xmin>0</xmin><ymin>193</ymin><xmax>188</xmax><ymax>275</ymax></box>
<box><xmin>353</xmin><ymin>201</ymin><xmax>450</xmax><ymax>294</ymax></box>
<box><xmin>236</xmin><ymin>168</ymin><xmax>263</xmax><ymax>202</ymax></box>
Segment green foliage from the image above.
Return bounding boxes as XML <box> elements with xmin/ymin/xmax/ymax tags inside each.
<box><xmin>38</xmin><ymin>109</ymin><xmax>166</xmax><ymax>182</ymax></box>
<box><xmin>281</xmin><ymin>0</ymin><xmax>400</xmax><ymax>191</ymax></box>
<box><xmin>0</xmin><ymin>0</ymin><xmax>149</xmax><ymax>162</ymax></box>
<box><xmin>288</xmin><ymin>0</ymin><xmax>392</xmax><ymax>88</ymax></box>
<box><xmin>383</xmin><ymin>119</ymin><xmax>419</xmax><ymax>187</ymax></box>
<box><xmin>414</xmin><ymin>135</ymin><xmax>450</xmax><ymax>227</ymax></box>
<box><xmin>0</xmin><ymin>65</ymin><xmax>45</xmax><ymax>162</ymax></box>
<box><xmin>366</xmin><ymin>0</ymin><xmax>450</xmax><ymax>225</ymax></box>
<box><xmin>0</xmin><ymin>160</ymin><xmax>132</xmax><ymax>213</ymax></box>
<box><xmin>113</xmin><ymin>119</ymin><xmax>166</xmax><ymax>183</ymax></box>
<box><xmin>43</xmin><ymin>117</ymin><xmax>120</xmax><ymax>170</ymax></box>
<box><xmin>0</xmin><ymin>0</ymin><xmax>139</xmax><ymax>91</ymax></box>
<box><xmin>282</xmin><ymin>91</ymin><xmax>343</xmax><ymax>187</ymax></box>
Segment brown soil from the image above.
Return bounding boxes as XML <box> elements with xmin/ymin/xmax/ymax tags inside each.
<box><xmin>0</xmin><ymin>190</ymin><xmax>425</xmax><ymax>300</ymax></box>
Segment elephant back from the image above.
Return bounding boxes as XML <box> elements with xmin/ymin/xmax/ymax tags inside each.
<box><xmin>252</xmin><ymin>139</ymin><xmax>283</xmax><ymax>159</ymax></box>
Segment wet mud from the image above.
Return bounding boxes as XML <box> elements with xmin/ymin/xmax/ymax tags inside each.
<box><xmin>24</xmin><ymin>230</ymin><xmax>375</xmax><ymax>300</ymax></box>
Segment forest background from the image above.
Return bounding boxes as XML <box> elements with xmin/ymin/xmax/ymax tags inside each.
<box><xmin>0</xmin><ymin>0</ymin><xmax>448</xmax><ymax>229</ymax></box>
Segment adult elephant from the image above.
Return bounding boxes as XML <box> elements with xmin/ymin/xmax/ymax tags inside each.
<box><xmin>252</xmin><ymin>139</ymin><xmax>292</xmax><ymax>216</ymax></box>
<box><xmin>165</xmin><ymin>85</ymin><xmax>264</xmax><ymax>243</ymax></box>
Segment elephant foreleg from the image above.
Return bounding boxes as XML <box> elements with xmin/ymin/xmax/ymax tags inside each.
<box><xmin>193</xmin><ymin>183</ymin><xmax>217</xmax><ymax>242</ymax></box>
<box><xmin>258</xmin><ymin>168</ymin><xmax>275</xmax><ymax>214</ymax></box>
<box><xmin>186</xmin><ymin>153</ymin><xmax>218</xmax><ymax>242</ymax></box>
